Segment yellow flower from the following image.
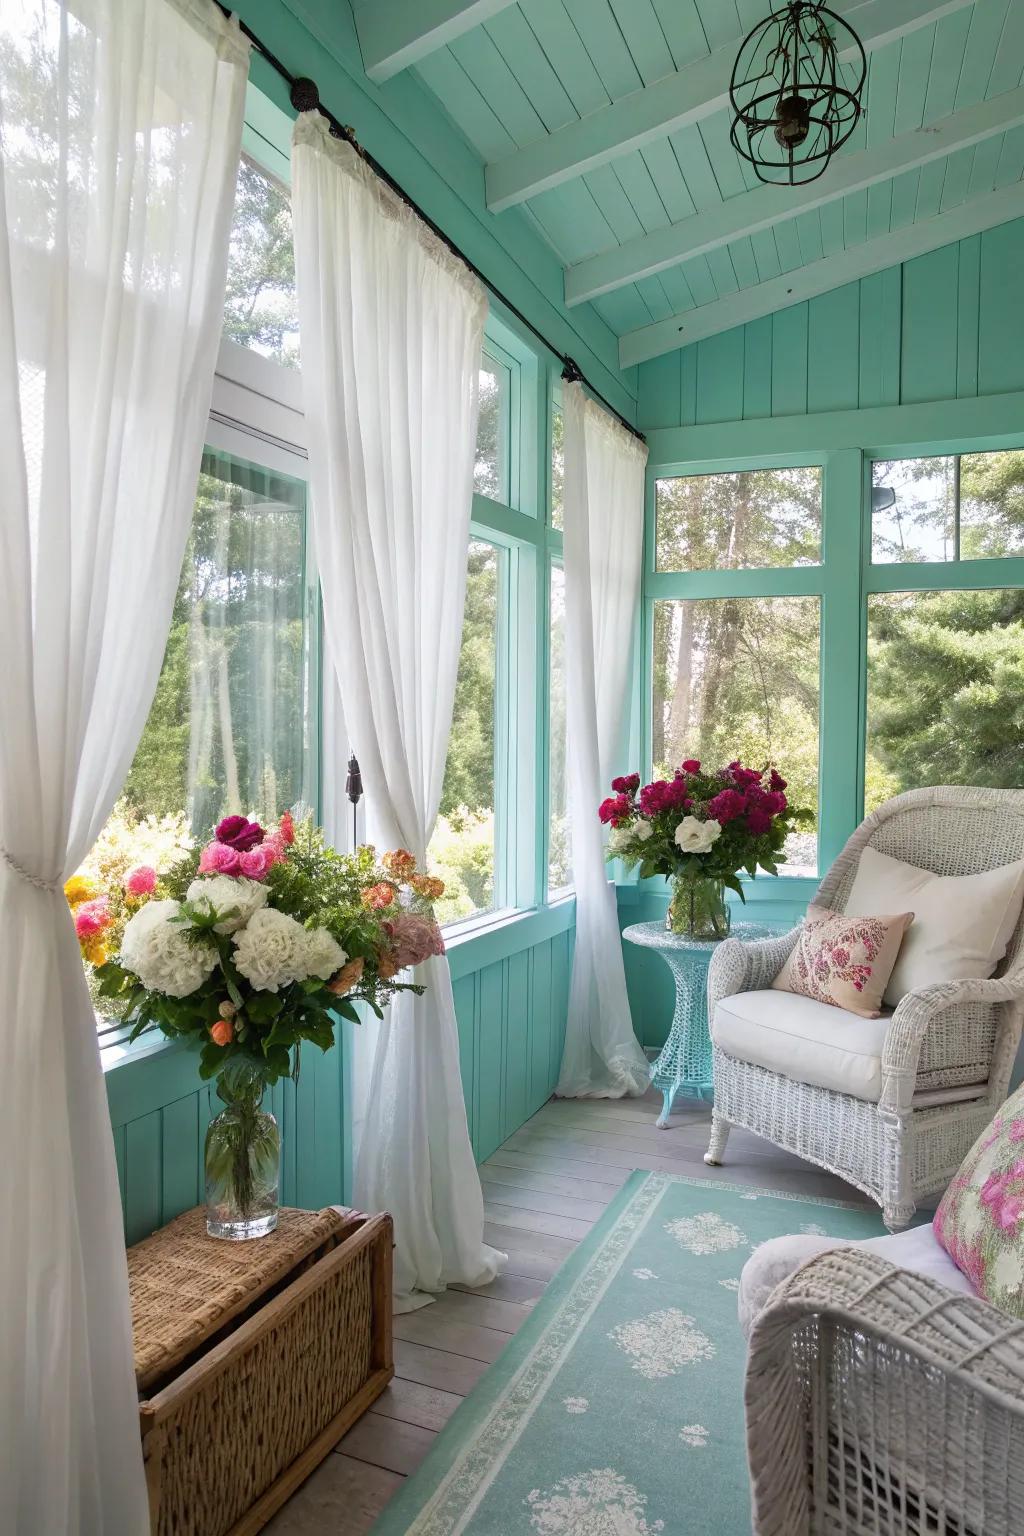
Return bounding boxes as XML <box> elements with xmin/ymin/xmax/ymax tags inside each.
<box><xmin>64</xmin><ymin>875</ymin><xmax>96</xmax><ymax>908</ymax></box>
<box><xmin>83</xmin><ymin>941</ymin><xmax>108</xmax><ymax>967</ymax></box>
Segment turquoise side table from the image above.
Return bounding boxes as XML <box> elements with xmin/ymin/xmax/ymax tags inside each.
<box><xmin>623</xmin><ymin>920</ymin><xmax>778</xmax><ymax>1127</ymax></box>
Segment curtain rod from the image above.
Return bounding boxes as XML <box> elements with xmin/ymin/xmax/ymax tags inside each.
<box><xmin>218</xmin><ymin>5</ymin><xmax>646</xmax><ymax>444</ymax></box>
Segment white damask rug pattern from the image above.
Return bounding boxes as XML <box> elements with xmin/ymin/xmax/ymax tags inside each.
<box><xmin>370</xmin><ymin>1172</ymin><xmax>884</xmax><ymax>1535</ymax></box>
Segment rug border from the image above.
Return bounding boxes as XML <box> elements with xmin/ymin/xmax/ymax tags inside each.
<box><xmin>369</xmin><ymin>1172</ymin><xmax>875</xmax><ymax>1534</ymax></box>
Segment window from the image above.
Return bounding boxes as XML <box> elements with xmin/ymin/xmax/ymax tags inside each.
<box><xmin>547</xmin><ymin>563</ymin><xmax>571</xmax><ymax>893</ymax></box>
<box><xmin>475</xmin><ymin>350</ymin><xmax>511</xmax><ymax>502</ymax></box>
<box><xmin>655</xmin><ymin>466</ymin><xmax>821</xmax><ymax>571</ymax></box>
<box><xmin>866</xmin><ymin>587</ymin><xmax>1024</xmax><ymax>811</ymax></box>
<box><xmin>123</xmin><ymin>447</ymin><xmax>314</xmax><ymax>834</ymax></box>
<box><xmin>871</xmin><ymin>450</ymin><xmax>1024</xmax><ymax>563</ymax></box>
<box><xmin>550</xmin><ymin>388</ymin><xmax>564</xmax><ymax>529</ymax></box>
<box><xmin>429</xmin><ymin>539</ymin><xmax>501</xmax><ymax>925</ymax></box>
<box><xmin>653</xmin><ymin>596</ymin><xmax>820</xmax><ymax>876</ymax></box>
<box><xmin>223</xmin><ymin>153</ymin><xmax>299</xmax><ymax>368</ymax></box>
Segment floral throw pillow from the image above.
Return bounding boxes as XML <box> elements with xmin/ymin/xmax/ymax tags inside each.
<box><xmin>771</xmin><ymin>904</ymin><xmax>914</xmax><ymax>1019</ymax></box>
<box><xmin>934</xmin><ymin>1084</ymin><xmax>1024</xmax><ymax>1313</ymax></box>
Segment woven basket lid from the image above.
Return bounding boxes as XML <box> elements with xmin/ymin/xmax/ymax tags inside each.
<box><xmin>129</xmin><ymin>1206</ymin><xmax>349</xmax><ymax>1393</ymax></box>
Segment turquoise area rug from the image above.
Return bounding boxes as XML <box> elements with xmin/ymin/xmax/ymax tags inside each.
<box><xmin>372</xmin><ymin>1173</ymin><xmax>887</xmax><ymax>1535</ymax></box>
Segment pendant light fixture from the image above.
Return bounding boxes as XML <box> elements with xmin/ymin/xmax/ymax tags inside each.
<box><xmin>729</xmin><ymin>2</ymin><xmax>867</xmax><ymax>186</ymax></box>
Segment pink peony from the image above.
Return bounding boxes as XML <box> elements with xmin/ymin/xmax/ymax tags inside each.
<box><xmin>238</xmin><ymin>846</ymin><xmax>273</xmax><ymax>881</ymax></box>
<box><xmin>746</xmin><ymin>808</ymin><xmax>772</xmax><ymax>836</ymax></box>
<box><xmin>383</xmin><ymin>913</ymin><xmax>446</xmax><ymax>969</ymax></box>
<box><xmin>680</xmin><ymin>759</ymin><xmax>701</xmax><ymax>774</ymax></box>
<box><xmin>75</xmin><ymin>897</ymin><xmax>110</xmax><ymax>939</ymax></box>
<box><xmin>705</xmin><ymin>788</ymin><xmax>748</xmax><ymax>824</ymax></box>
<box><xmin>728</xmin><ymin>761</ymin><xmax>763</xmax><ymax>789</ymax></box>
<box><xmin>769</xmin><ymin>769</ymin><xmax>787</xmax><ymax>793</ymax></box>
<box><xmin>261</xmin><ymin>832</ymin><xmax>286</xmax><ymax>866</ymax></box>
<box><xmin>124</xmin><ymin>865</ymin><xmax>157</xmax><ymax>897</ymax></box>
<box><xmin>611</xmin><ymin>773</ymin><xmax>640</xmax><ymax>794</ymax></box>
<box><xmin>638</xmin><ymin>778</ymin><xmax>691</xmax><ymax>816</ymax></box>
<box><xmin>598</xmin><ymin>794</ymin><xmax>633</xmax><ymax>826</ymax></box>
<box><xmin>215</xmin><ymin>815</ymin><xmax>265</xmax><ymax>852</ymax></box>
<box><xmin>199</xmin><ymin>841</ymin><xmax>241</xmax><ymax>875</ymax></box>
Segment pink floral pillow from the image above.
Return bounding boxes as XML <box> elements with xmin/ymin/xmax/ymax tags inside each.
<box><xmin>772</xmin><ymin>904</ymin><xmax>914</xmax><ymax>1019</ymax></box>
<box><xmin>934</xmin><ymin>1083</ymin><xmax>1024</xmax><ymax>1313</ymax></box>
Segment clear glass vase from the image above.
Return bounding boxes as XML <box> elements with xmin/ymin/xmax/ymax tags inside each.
<box><xmin>205</xmin><ymin>1060</ymin><xmax>280</xmax><ymax>1240</ymax></box>
<box><xmin>666</xmin><ymin>876</ymin><xmax>731</xmax><ymax>941</ymax></box>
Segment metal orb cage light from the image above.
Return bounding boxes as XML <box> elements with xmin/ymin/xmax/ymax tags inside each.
<box><xmin>729</xmin><ymin>1</ymin><xmax>867</xmax><ymax>186</ymax></box>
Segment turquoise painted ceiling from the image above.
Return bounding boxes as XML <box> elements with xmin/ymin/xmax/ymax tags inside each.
<box><xmin>351</xmin><ymin>0</ymin><xmax>1024</xmax><ymax>366</ymax></box>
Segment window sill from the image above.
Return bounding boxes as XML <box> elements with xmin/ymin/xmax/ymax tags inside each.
<box><xmin>445</xmin><ymin>899</ymin><xmax>576</xmax><ymax>980</ymax></box>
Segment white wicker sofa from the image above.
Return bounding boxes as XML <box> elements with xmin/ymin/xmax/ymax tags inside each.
<box><xmin>742</xmin><ymin>1237</ymin><xmax>1024</xmax><ymax>1536</ymax></box>
<box><xmin>703</xmin><ymin>787</ymin><xmax>1024</xmax><ymax>1228</ymax></box>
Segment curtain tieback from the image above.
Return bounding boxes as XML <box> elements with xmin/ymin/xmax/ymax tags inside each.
<box><xmin>0</xmin><ymin>848</ymin><xmax>62</xmax><ymax>893</ymax></box>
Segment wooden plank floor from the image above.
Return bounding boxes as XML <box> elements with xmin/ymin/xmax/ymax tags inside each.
<box><xmin>266</xmin><ymin>1088</ymin><xmax>865</xmax><ymax>1534</ymax></box>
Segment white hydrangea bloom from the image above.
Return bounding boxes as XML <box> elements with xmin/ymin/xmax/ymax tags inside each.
<box><xmin>186</xmin><ymin>874</ymin><xmax>268</xmax><ymax>934</ymax></box>
<box><xmin>121</xmin><ymin>899</ymin><xmax>217</xmax><ymax>998</ymax></box>
<box><xmin>232</xmin><ymin>907</ymin><xmax>311</xmax><ymax>993</ymax></box>
<box><xmin>304</xmin><ymin>926</ymin><xmax>348</xmax><ymax>981</ymax></box>
<box><xmin>633</xmin><ymin>820</ymin><xmax>654</xmax><ymax>842</ymax></box>
<box><xmin>607</xmin><ymin>824</ymin><xmax>634</xmax><ymax>855</ymax></box>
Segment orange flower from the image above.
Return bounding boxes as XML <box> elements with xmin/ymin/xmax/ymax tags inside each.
<box><xmin>382</xmin><ymin>849</ymin><xmax>417</xmax><ymax>880</ymax></box>
<box><xmin>361</xmin><ymin>881</ymin><xmax>398</xmax><ymax>911</ymax></box>
<box><xmin>377</xmin><ymin>953</ymin><xmax>400</xmax><ymax>982</ymax></box>
<box><xmin>409</xmin><ymin>874</ymin><xmax>445</xmax><ymax>901</ymax></box>
<box><xmin>64</xmin><ymin>875</ymin><xmax>96</xmax><ymax>908</ymax></box>
<box><xmin>327</xmin><ymin>957</ymin><xmax>365</xmax><ymax>996</ymax></box>
<box><xmin>210</xmin><ymin>1018</ymin><xmax>234</xmax><ymax>1047</ymax></box>
<box><xmin>83</xmin><ymin>940</ymin><xmax>108</xmax><ymax>967</ymax></box>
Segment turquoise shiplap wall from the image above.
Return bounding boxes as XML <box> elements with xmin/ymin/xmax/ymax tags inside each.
<box><xmin>636</xmin><ymin>217</ymin><xmax>1024</xmax><ymax>429</ymax></box>
<box><xmin>107</xmin><ymin>919</ymin><xmax>572</xmax><ymax>1245</ymax></box>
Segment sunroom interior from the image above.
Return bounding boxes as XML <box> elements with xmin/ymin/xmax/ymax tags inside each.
<box><xmin>6</xmin><ymin>1</ymin><xmax>1024</xmax><ymax>1533</ymax></box>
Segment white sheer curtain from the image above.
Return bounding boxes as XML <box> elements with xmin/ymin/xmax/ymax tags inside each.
<box><xmin>291</xmin><ymin>114</ymin><xmax>503</xmax><ymax>1311</ymax></box>
<box><xmin>0</xmin><ymin>3</ymin><xmax>247</xmax><ymax>1530</ymax></box>
<box><xmin>557</xmin><ymin>382</ymin><xmax>650</xmax><ymax>1099</ymax></box>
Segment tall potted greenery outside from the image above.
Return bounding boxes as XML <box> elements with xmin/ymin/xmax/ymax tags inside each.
<box><xmin>68</xmin><ymin>813</ymin><xmax>445</xmax><ymax>1238</ymax></box>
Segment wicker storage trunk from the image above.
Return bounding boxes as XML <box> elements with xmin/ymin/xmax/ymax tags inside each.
<box><xmin>128</xmin><ymin>1205</ymin><xmax>393</xmax><ymax>1536</ymax></box>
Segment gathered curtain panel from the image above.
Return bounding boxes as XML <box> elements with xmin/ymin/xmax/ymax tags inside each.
<box><xmin>291</xmin><ymin>114</ymin><xmax>503</xmax><ymax>1310</ymax></box>
<box><xmin>0</xmin><ymin>1</ymin><xmax>248</xmax><ymax>1529</ymax></box>
<box><xmin>557</xmin><ymin>382</ymin><xmax>650</xmax><ymax>1099</ymax></box>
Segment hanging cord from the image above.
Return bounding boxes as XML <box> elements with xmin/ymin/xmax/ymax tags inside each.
<box><xmin>216</xmin><ymin>6</ymin><xmax>645</xmax><ymax>443</ymax></box>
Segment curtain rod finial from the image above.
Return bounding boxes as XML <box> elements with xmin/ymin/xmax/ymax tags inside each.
<box><xmin>290</xmin><ymin>77</ymin><xmax>320</xmax><ymax>113</ymax></box>
<box><xmin>561</xmin><ymin>357</ymin><xmax>584</xmax><ymax>385</ymax></box>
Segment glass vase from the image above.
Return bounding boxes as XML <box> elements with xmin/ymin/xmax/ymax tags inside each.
<box><xmin>666</xmin><ymin>876</ymin><xmax>731</xmax><ymax>941</ymax></box>
<box><xmin>205</xmin><ymin>1060</ymin><xmax>280</xmax><ymax>1240</ymax></box>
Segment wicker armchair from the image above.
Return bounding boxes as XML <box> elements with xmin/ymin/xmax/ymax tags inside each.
<box><xmin>704</xmin><ymin>787</ymin><xmax>1024</xmax><ymax>1227</ymax></box>
<box><xmin>745</xmin><ymin>1247</ymin><xmax>1024</xmax><ymax>1535</ymax></box>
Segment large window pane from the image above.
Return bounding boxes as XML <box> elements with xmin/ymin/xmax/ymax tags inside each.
<box><xmin>655</xmin><ymin>466</ymin><xmax>821</xmax><ymax>571</ymax></box>
<box><xmin>653</xmin><ymin>596</ymin><xmax>820</xmax><ymax>875</ymax></box>
<box><xmin>475</xmin><ymin>353</ymin><xmax>510</xmax><ymax>503</ymax></box>
<box><xmin>871</xmin><ymin>450</ymin><xmax>1024</xmax><ymax>563</ymax></box>
<box><xmin>429</xmin><ymin>540</ymin><xmax>500</xmax><ymax>924</ymax></box>
<box><xmin>548</xmin><ymin>563</ymin><xmax>572</xmax><ymax>892</ymax></box>
<box><xmin>959</xmin><ymin>450</ymin><xmax>1024</xmax><ymax>559</ymax></box>
<box><xmin>866</xmin><ymin>588</ymin><xmax>1024</xmax><ymax>811</ymax></box>
<box><xmin>223</xmin><ymin>154</ymin><xmax>299</xmax><ymax>368</ymax></box>
<box><xmin>123</xmin><ymin>448</ymin><xmax>311</xmax><ymax>833</ymax></box>
<box><xmin>871</xmin><ymin>456</ymin><xmax>956</xmax><ymax>563</ymax></box>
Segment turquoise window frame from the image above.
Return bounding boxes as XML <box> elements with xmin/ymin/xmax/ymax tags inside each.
<box><xmin>642</xmin><ymin>391</ymin><xmax>1024</xmax><ymax>911</ymax></box>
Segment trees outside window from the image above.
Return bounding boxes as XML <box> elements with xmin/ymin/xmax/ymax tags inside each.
<box><xmin>222</xmin><ymin>154</ymin><xmax>299</xmax><ymax>367</ymax></box>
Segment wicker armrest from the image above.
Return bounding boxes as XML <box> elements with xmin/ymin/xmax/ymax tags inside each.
<box><xmin>707</xmin><ymin>927</ymin><xmax>801</xmax><ymax>1014</ymax></box>
<box><xmin>746</xmin><ymin>1248</ymin><xmax>1024</xmax><ymax>1536</ymax></box>
<box><xmin>879</xmin><ymin>965</ymin><xmax>1024</xmax><ymax>1113</ymax></box>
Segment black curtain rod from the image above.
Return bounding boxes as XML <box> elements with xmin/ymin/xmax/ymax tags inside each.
<box><xmin>218</xmin><ymin>5</ymin><xmax>645</xmax><ymax>444</ymax></box>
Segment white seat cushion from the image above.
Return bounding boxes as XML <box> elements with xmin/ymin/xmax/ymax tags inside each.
<box><xmin>713</xmin><ymin>989</ymin><xmax>891</xmax><ymax>1102</ymax></box>
<box><xmin>739</xmin><ymin>1224</ymin><xmax>975</xmax><ymax>1337</ymax></box>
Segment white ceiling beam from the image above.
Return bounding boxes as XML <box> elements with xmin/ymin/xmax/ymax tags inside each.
<box><xmin>567</xmin><ymin>86</ymin><xmax>1024</xmax><ymax>306</ymax></box>
<box><xmin>485</xmin><ymin>0</ymin><xmax>975</xmax><ymax>213</ymax></box>
<box><xmin>619</xmin><ymin>179</ymin><xmax>1024</xmax><ymax>367</ymax></box>
<box><xmin>353</xmin><ymin>0</ymin><xmax>517</xmax><ymax>85</ymax></box>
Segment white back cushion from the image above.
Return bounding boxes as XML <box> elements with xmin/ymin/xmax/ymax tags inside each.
<box><xmin>844</xmin><ymin>845</ymin><xmax>1024</xmax><ymax>1007</ymax></box>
